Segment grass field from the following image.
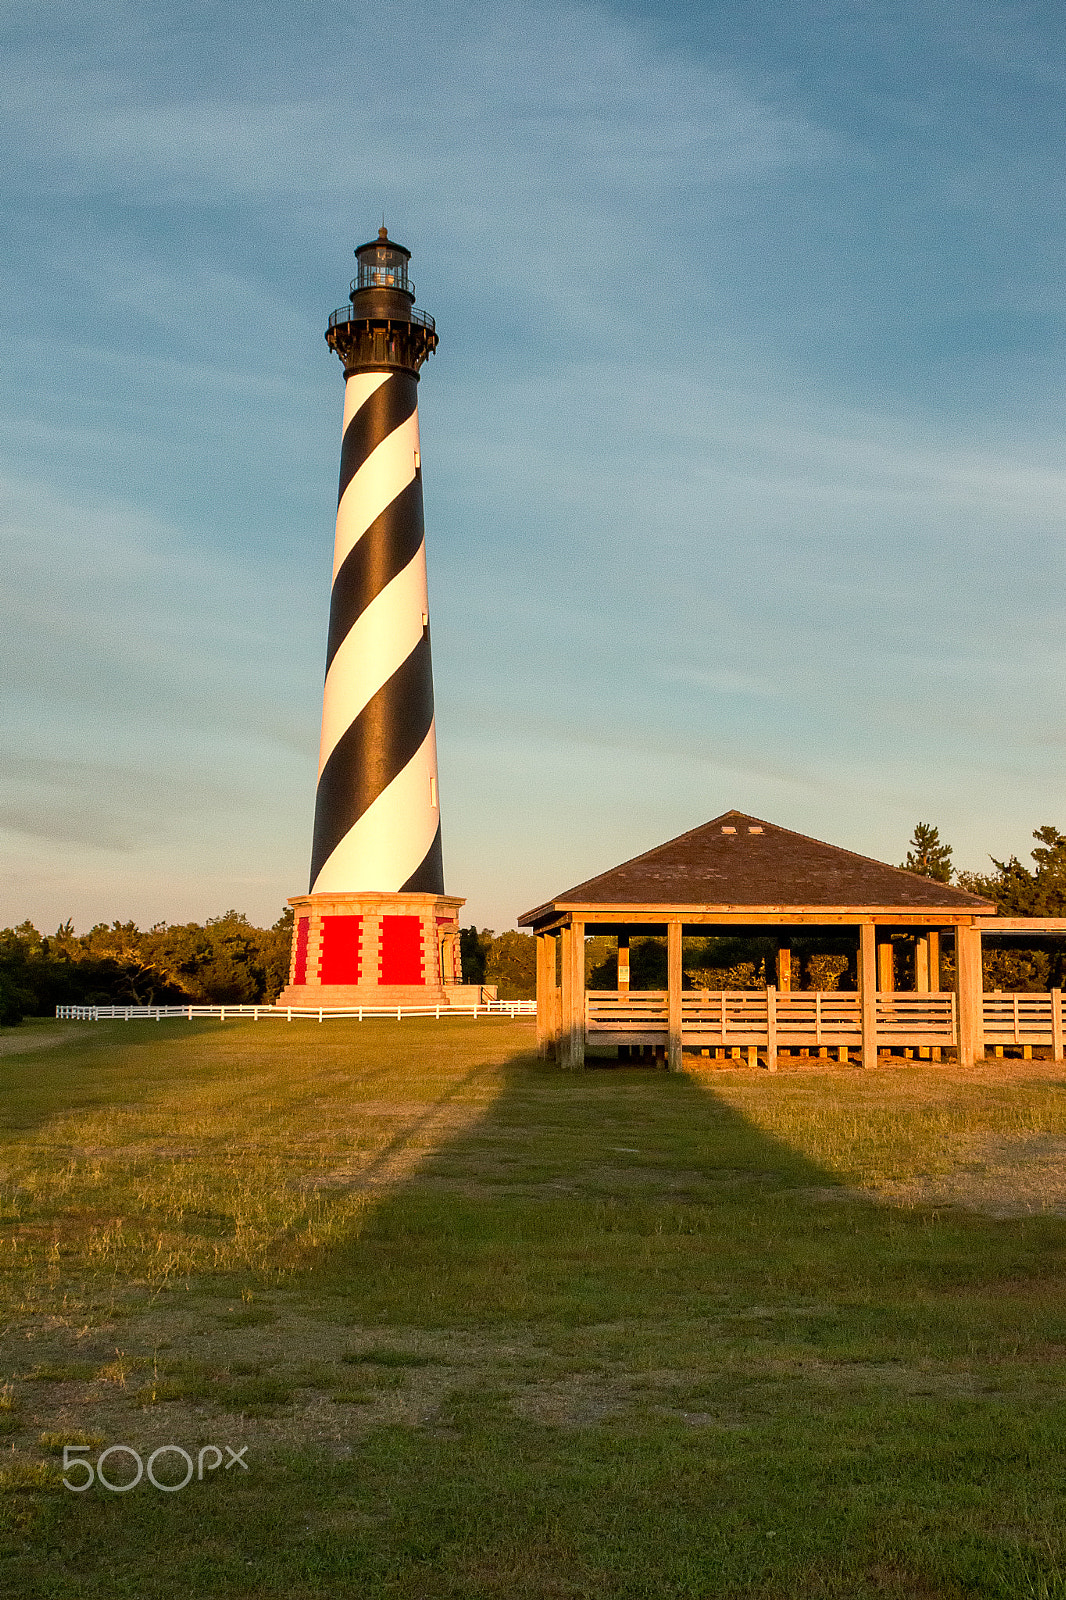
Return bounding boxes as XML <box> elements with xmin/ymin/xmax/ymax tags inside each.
<box><xmin>1</xmin><ymin>1017</ymin><xmax>1065</xmax><ymax>1597</ymax></box>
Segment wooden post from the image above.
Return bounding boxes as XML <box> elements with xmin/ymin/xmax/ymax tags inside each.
<box><xmin>1053</xmin><ymin>989</ymin><xmax>1063</xmax><ymax>1063</ymax></box>
<box><xmin>775</xmin><ymin>946</ymin><xmax>791</xmax><ymax>1063</ymax></box>
<box><xmin>929</xmin><ymin>930</ymin><xmax>941</xmax><ymax>1061</ymax></box>
<box><xmin>571</xmin><ymin>919</ymin><xmax>585</xmax><ymax>1070</ymax></box>
<box><xmin>955</xmin><ymin>924</ymin><xmax>983</xmax><ymax>1067</ymax></box>
<box><xmin>991</xmin><ymin>989</ymin><xmax>1003</xmax><ymax>1058</ymax></box>
<box><xmin>766</xmin><ymin>985</ymin><xmax>777</xmax><ymax>1071</ymax></box>
<box><xmin>877</xmin><ymin>939</ymin><xmax>895</xmax><ymax>993</ymax></box>
<box><xmin>667</xmin><ymin>920</ymin><xmax>683</xmax><ymax>1072</ymax></box>
<box><xmin>559</xmin><ymin>924</ymin><xmax>573</xmax><ymax>1070</ymax></box>
<box><xmin>536</xmin><ymin>933</ymin><xmax>549</xmax><ymax>1058</ymax></box>
<box><xmin>877</xmin><ymin>939</ymin><xmax>895</xmax><ymax>1057</ymax></box>
<box><xmin>539</xmin><ymin>933</ymin><xmax>562</xmax><ymax>1062</ymax></box>
<box><xmin>617</xmin><ymin>931</ymin><xmax>630</xmax><ymax>998</ymax></box>
<box><xmin>915</xmin><ymin>936</ymin><xmax>929</xmax><ymax>993</ymax></box>
<box><xmin>915</xmin><ymin>935</ymin><xmax>930</xmax><ymax>1058</ymax></box>
<box><xmin>860</xmin><ymin>923</ymin><xmax>877</xmax><ymax>1069</ymax></box>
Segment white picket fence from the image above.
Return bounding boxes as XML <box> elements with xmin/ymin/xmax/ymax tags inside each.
<box><xmin>56</xmin><ymin>1001</ymin><xmax>536</xmax><ymax>1023</ymax></box>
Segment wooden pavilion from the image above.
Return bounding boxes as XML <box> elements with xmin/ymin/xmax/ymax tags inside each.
<box><xmin>518</xmin><ymin>811</ymin><xmax>1066</xmax><ymax>1070</ymax></box>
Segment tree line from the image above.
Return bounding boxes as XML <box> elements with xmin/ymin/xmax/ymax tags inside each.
<box><xmin>901</xmin><ymin>818</ymin><xmax>1066</xmax><ymax>915</ymax></box>
<box><xmin>0</xmin><ymin>910</ymin><xmax>294</xmax><ymax>1025</ymax></box>
<box><xmin>4</xmin><ymin>821</ymin><xmax>1065</xmax><ymax>1024</ymax></box>
<box><xmin>458</xmin><ymin>928</ymin><xmax>536</xmax><ymax>1000</ymax></box>
<box><xmin>913</xmin><ymin>820</ymin><xmax>1066</xmax><ymax>991</ymax></box>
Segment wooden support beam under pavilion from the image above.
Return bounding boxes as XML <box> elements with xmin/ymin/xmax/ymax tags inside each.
<box><xmin>572</xmin><ymin>919</ymin><xmax>586</xmax><ymax>1069</ymax></box>
<box><xmin>536</xmin><ymin>931</ymin><xmax>556</xmax><ymax>1060</ymax></box>
<box><xmin>559</xmin><ymin>924</ymin><xmax>573</xmax><ymax>1069</ymax></box>
<box><xmin>860</xmin><ymin>923</ymin><xmax>877</xmax><ymax>1070</ymax></box>
<box><xmin>667</xmin><ymin>920</ymin><xmax>682</xmax><ymax>1072</ymax></box>
<box><xmin>956</xmin><ymin>924</ymin><xmax>983</xmax><ymax>1068</ymax></box>
<box><xmin>617</xmin><ymin>930</ymin><xmax>630</xmax><ymax>997</ymax></box>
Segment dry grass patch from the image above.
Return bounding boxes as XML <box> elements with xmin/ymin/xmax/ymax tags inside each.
<box><xmin>874</xmin><ymin>1131</ymin><xmax>1066</xmax><ymax>1217</ymax></box>
<box><xmin>0</xmin><ymin>1025</ymin><xmax>84</xmax><ymax>1059</ymax></box>
<box><xmin>701</xmin><ymin>1059</ymin><xmax>1066</xmax><ymax>1214</ymax></box>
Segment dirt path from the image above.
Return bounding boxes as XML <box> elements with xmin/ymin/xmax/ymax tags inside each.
<box><xmin>0</xmin><ymin>1025</ymin><xmax>83</xmax><ymax>1058</ymax></box>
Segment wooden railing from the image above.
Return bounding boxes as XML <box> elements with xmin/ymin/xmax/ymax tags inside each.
<box><xmin>584</xmin><ymin>990</ymin><xmax>956</xmax><ymax>1047</ymax></box>
<box><xmin>585</xmin><ymin>992</ymin><xmax>667</xmax><ymax>1036</ymax></box>
<box><xmin>543</xmin><ymin>989</ymin><xmax>1065</xmax><ymax>1063</ymax></box>
<box><xmin>678</xmin><ymin>991</ymin><xmax>867</xmax><ymax>1047</ymax></box>
<box><xmin>876</xmin><ymin>993</ymin><xmax>956</xmax><ymax>1045</ymax></box>
<box><xmin>983</xmin><ymin>989</ymin><xmax>1063</xmax><ymax>1051</ymax></box>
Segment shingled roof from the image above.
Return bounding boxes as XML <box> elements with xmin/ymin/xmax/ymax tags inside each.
<box><xmin>519</xmin><ymin>811</ymin><xmax>995</xmax><ymax>923</ymax></box>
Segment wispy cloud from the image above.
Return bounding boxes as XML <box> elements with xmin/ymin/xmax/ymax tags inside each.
<box><xmin>0</xmin><ymin>472</ymin><xmax>319</xmax><ymax>747</ymax></box>
<box><xmin>1</xmin><ymin>0</ymin><xmax>1063</xmax><ymax>928</ymax></box>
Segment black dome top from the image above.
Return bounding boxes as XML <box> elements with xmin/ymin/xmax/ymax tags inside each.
<box><xmin>354</xmin><ymin>226</ymin><xmax>411</xmax><ymax>260</ymax></box>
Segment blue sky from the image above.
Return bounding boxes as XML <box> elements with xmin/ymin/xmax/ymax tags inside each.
<box><xmin>2</xmin><ymin>0</ymin><xmax>1064</xmax><ymax>932</ymax></box>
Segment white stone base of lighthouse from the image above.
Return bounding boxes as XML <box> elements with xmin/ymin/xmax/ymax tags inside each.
<box><xmin>274</xmin><ymin>890</ymin><xmax>477</xmax><ymax>1009</ymax></box>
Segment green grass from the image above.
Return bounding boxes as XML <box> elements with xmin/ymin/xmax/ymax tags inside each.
<box><xmin>0</xmin><ymin>1018</ymin><xmax>1065</xmax><ymax>1594</ymax></box>
<box><xmin>38</xmin><ymin>1431</ymin><xmax>105</xmax><ymax>1452</ymax></box>
<box><xmin>341</xmin><ymin>1347</ymin><xmax>434</xmax><ymax>1368</ymax></box>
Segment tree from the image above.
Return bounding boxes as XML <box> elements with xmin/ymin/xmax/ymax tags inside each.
<box><xmin>0</xmin><ymin>928</ymin><xmax>36</xmax><ymax>1024</ymax></box>
<box><xmin>457</xmin><ymin>929</ymin><xmax>535</xmax><ymax>997</ymax></box>
<box><xmin>630</xmin><ymin>938</ymin><xmax>667</xmax><ymax>989</ymax></box>
<box><xmin>961</xmin><ymin>826</ymin><xmax>1066</xmax><ymax>991</ymax></box>
<box><xmin>459</xmin><ymin>927</ymin><xmax>491</xmax><ymax>985</ymax></box>
<box><xmin>901</xmin><ymin>822</ymin><xmax>953</xmax><ymax>883</ymax></box>
<box><xmin>980</xmin><ymin>825</ymin><xmax>1066</xmax><ymax>917</ymax></box>
<box><xmin>262</xmin><ymin>908</ymin><xmax>294</xmax><ymax>1001</ymax></box>
<box><xmin>1029</xmin><ymin>825</ymin><xmax>1066</xmax><ymax>910</ymax></box>
<box><xmin>484</xmin><ymin>931</ymin><xmax>536</xmax><ymax>999</ymax></box>
<box><xmin>0</xmin><ymin>971</ymin><xmax>28</xmax><ymax>1026</ymax></box>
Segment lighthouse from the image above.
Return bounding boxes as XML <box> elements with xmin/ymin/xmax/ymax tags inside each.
<box><xmin>277</xmin><ymin>229</ymin><xmax>466</xmax><ymax>1006</ymax></box>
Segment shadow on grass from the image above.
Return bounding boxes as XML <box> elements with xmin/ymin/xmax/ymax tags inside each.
<box><xmin>308</xmin><ymin>1049</ymin><xmax>1066</xmax><ymax>1354</ymax></box>
<box><xmin>7</xmin><ymin>1026</ymin><xmax>1066</xmax><ymax>1600</ymax></box>
<box><xmin>297</xmin><ymin>1050</ymin><xmax>1066</xmax><ymax>1598</ymax></box>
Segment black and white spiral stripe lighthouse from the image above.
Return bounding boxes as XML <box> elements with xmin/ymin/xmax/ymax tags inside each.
<box><xmin>313</xmin><ymin>231</ymin><xmax>442</xmax><ymax>897</ymax></box>
<box><xmin>279</xmin><ymin>229</ymin><xmax>466</xmax><ymax>1007</ymax></box>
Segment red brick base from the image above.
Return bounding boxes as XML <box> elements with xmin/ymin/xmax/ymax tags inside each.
<box><xmin>275</xmin><ymin>890</ymin><xmax>466</xmax><ymax>1009</ymax></box>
